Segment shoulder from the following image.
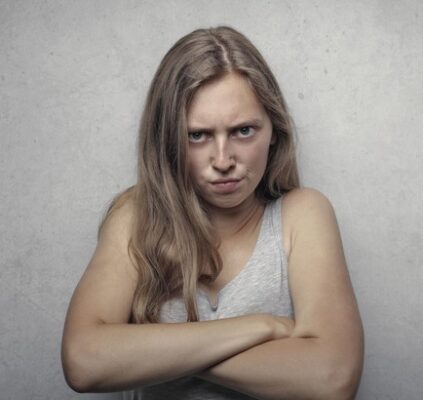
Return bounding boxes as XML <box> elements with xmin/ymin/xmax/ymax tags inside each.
<box><xmin>98</xmin><ymin>186</ymin><xmax>136</xmax><ymax>248</ymax></box>
<box><xmin>281</xmin><ymin>187</ymin><xmax>337</xmax><ymax>256</ymax></box>
<box><xmin>282</xmin><ymin>187</ymin><xmax>334</xmax><ymax>220</ymax></box>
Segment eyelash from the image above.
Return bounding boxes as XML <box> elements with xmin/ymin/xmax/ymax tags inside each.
<box><xmin>188</xmin><ymin>131</ymin><xmax>207</xmax><ymax>142</ymax></box>
<box><xmin>238</xmin><ymin>126</ymin><xmax>255</xmax><ymax>137</ymax></box>
<box><xmin>188</xmin><ymin>126</ymin><xmax>256</xmax><ymax>143</ymax></box>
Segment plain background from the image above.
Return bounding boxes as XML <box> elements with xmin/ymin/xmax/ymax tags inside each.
<box><xmin>1</xmin><ymin>1</ymin><xmax>422</xmax><ymax>399</ymax></box>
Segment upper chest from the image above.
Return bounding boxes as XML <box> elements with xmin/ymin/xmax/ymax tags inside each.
<box><xmin>199</xmin><ymin>222</ymin><xmax>262</xmax><ymax>302</ymax></box>
<box><xmin>159</xmin><ymin>198</ymin><xmax>294</xmax><ymax>320</ymax></box>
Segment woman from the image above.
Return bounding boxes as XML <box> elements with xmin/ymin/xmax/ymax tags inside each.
<box><xmin>61</xmin><ymin>26</ymin><xmax>364</xmax><ymax>399</ymax></box>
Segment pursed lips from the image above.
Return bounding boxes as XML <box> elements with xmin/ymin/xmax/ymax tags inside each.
<box><xmin>208</xmin><ymin>177</ymin><xmax>244</xmax><ymax>193</ymax></box>
<box><xmin>210</xmin><ymin>178</ymin><xmax>242</xmax><ymax>184</ymax></box>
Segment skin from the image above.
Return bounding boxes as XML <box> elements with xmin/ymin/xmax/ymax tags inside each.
<box><xmin>61</xmin><ymin>72</ymin><xmax>364</xmax><ymax>399</ymax></box>
<box><xmin>186</xmin><ymin>72</ymin><xmax>276</xmax><ymax>300</ymax></box>
<box><xmin>186</xmin><ymin>72</ymin><xmax>274</xmax><ymax>215</ymax></box>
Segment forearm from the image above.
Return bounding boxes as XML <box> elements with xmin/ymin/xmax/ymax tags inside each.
<box><xmin>196</xmin><ymin>336</ymin><xmax>362</xmax><ymax>400</ymax></box>
<box><xmin>62</xmin><ymin>314</ymin><xmax>276</xmax><ymax>393</ymax></box>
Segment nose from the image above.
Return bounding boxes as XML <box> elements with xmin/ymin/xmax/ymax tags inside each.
<box><xmin>211</xmin><ymin>136</ymin><xmax>235</xmax><ymax>172</ymax></box>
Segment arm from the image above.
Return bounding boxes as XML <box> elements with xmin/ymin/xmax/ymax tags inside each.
<box><xmin>61</xmin><ymin>199</ymin><xmax>291</xmax><ymax>393</ymax></box>
<box><xmin>196</xmin><ymin>188</ymin><xmax>364</xmax><ymax>400</ymax></box>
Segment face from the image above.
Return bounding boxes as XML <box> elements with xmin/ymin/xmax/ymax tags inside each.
<box><xmin>186</xmin><ymin>72</ymin><xmax>274</xmax><ymax>211</ymax></box>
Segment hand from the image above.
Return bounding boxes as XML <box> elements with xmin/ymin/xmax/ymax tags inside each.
<box><xmin>247</xmin><ymin>314</ymin><xmax>294</xmax><ymax>341</ymax></box>
<box><xmin>266</xmin><ymin>315</ymin><xmax>295</xmax><ymax>340</ymax></box>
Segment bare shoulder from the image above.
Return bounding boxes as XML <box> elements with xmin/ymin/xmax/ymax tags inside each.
<box><xmin>281</xmin><ymin>187</ymin><xmax>336</xmax><ymax>256</ymax></box>
<box><xmin>98</xmin><ymin>187</ymin><xmax>136</xmax><ymax>248</ymax></box>
<box><xmin>282</xmin><ymin>187</ymin><xmax>334</xmax><ymax>220</ymax></box>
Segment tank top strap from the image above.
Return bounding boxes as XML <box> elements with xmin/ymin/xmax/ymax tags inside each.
<box><xmin>265</xmin><ymin>196</ymin><xmax>289</xmax><ymax>282</ymax></box>
<box><xmin>266</xmin><ymin>197</ymin><xmax>283</xmax><ymax>251</ymax></box>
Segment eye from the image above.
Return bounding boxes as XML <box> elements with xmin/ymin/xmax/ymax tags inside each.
<box><xmin>237</xmin><ymin>126</ymin><xmax>255</xmax><ymax>138</ymax></box>
<box><xmin>188</xmin><ymin>131</ymin><xmax>206</xmax><ymax>143</ymax></box>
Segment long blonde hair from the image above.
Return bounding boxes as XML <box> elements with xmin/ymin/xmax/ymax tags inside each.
<box><xmin>102</xmin><ymin>26</ymin><xmax>299</xmax><ymax>323</ymax></box>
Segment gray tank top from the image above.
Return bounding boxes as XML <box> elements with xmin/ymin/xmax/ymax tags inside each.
<box><xmin>122</xmin><ymin>197</ymin><xmax>293</xmax><ymax>400</ymax></box>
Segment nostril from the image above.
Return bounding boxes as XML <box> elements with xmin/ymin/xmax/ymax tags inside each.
<box><xmin>212</xmin><ymin>155</ymin><xmax>235</xmax><ymax>172</ymax></box>
<box><xmin>211</xmin><ymin>140</ymin><xmax>235</xmax><ymax>171</ymax></box>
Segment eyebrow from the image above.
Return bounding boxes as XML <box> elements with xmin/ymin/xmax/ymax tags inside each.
<box><xmin>187</xmin><ymin>118</ymin><xmax>264</xmax><ymax>133</ymax></box>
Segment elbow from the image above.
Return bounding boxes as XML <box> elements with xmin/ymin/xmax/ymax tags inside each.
<box><xmin>64</xmin><ymin>374</ymin><xmax>92</xmax><ymax>394</ymax></box>
<box><xmin>61</xmin><ymin>338</ymin><xmax>99</xmax><ymax>393</ymax></box>
<box><xmin>320</xmin><ymin>355</ymin><xmax>364</xmax><ymax>400</ymax></box>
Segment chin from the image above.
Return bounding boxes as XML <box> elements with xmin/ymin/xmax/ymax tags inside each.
<box><xmin>202</xmin><ymin>193</ymin><xmax>256</xmax><ymax>211</ymax></box>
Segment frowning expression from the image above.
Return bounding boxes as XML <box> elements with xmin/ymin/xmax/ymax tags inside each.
<box><xmin>186</xmin><ymin>72</ymin><xmax>274</xmax><ymax>210</ymax></box>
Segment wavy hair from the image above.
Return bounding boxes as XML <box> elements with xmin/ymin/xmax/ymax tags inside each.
<box><xmin>102</xmin><ymin>26</ymin><xmax>299</xmax><ymax>323</ymax></box>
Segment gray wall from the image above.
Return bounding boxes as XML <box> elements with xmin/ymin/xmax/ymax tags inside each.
<box><xmin>1</xmin><ymin>1</ymin><xmax>422</xmax><ymax>399</ymax></box>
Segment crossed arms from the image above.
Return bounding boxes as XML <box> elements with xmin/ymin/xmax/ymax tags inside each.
<box><xmin>61</xmin><ymin>188</ymin><xmax>364</xmax><ymax>399</ymax></box>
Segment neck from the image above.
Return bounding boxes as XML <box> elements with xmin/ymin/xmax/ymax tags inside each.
<box><xmin>207</xmin><ymin>195</ymin><xmax>264</xmax><ymax>241</ymax></box>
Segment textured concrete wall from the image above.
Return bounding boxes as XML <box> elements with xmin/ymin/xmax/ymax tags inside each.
<box><xmin>1</xmin><ymin>1</ymin><xmax>422</xmax><ymax>399</ymax></box>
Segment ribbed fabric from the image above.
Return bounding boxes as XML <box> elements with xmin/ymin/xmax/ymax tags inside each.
<box><xmin>123</xmin><ymin>197</ymin><xmax>293</xmax><ymax>400</ymax></box>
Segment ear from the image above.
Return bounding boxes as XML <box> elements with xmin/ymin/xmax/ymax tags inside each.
<box><xmin>270</xmin><ymin>131</ymin><xmax>277</xmax><ymax>145</ymax></box>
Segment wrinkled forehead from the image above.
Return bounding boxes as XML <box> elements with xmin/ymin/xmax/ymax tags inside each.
<box><xmin>186</xmin><ymin>72</ymin><xmax>267</xmax><ymax>128</ymax></box>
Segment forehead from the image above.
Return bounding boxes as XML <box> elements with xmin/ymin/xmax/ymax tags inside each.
<box><xmin>187</xmin><ymin>73</ymin><xmax>267</xmax><ymax>127</ymax></box>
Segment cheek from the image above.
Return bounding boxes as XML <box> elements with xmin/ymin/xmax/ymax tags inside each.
<box><xmin>187</xmin><ymin>153</ymin><xmax>204</xmax><ymax>179</ymax></box>
<box><xmin>245</xmin><ymin>143</ymin><xmax>271</xmax><ymax>171</ymax></box>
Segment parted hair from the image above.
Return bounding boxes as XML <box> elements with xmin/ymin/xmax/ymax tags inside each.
<box><xmin>101</xmin><ymin>26</ymin><xmax>299</xmax><ymax>323</ymax></box>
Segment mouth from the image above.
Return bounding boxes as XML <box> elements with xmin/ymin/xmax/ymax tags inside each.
<box><xmin>209</xmin><ymin>178</ymin><xmax>243</xmax><ymax>193</ymax></box>
<box><xmin>211</xmin><ymin>178</ymin><xmax>242</xmax><ymax>184</ymax></box>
